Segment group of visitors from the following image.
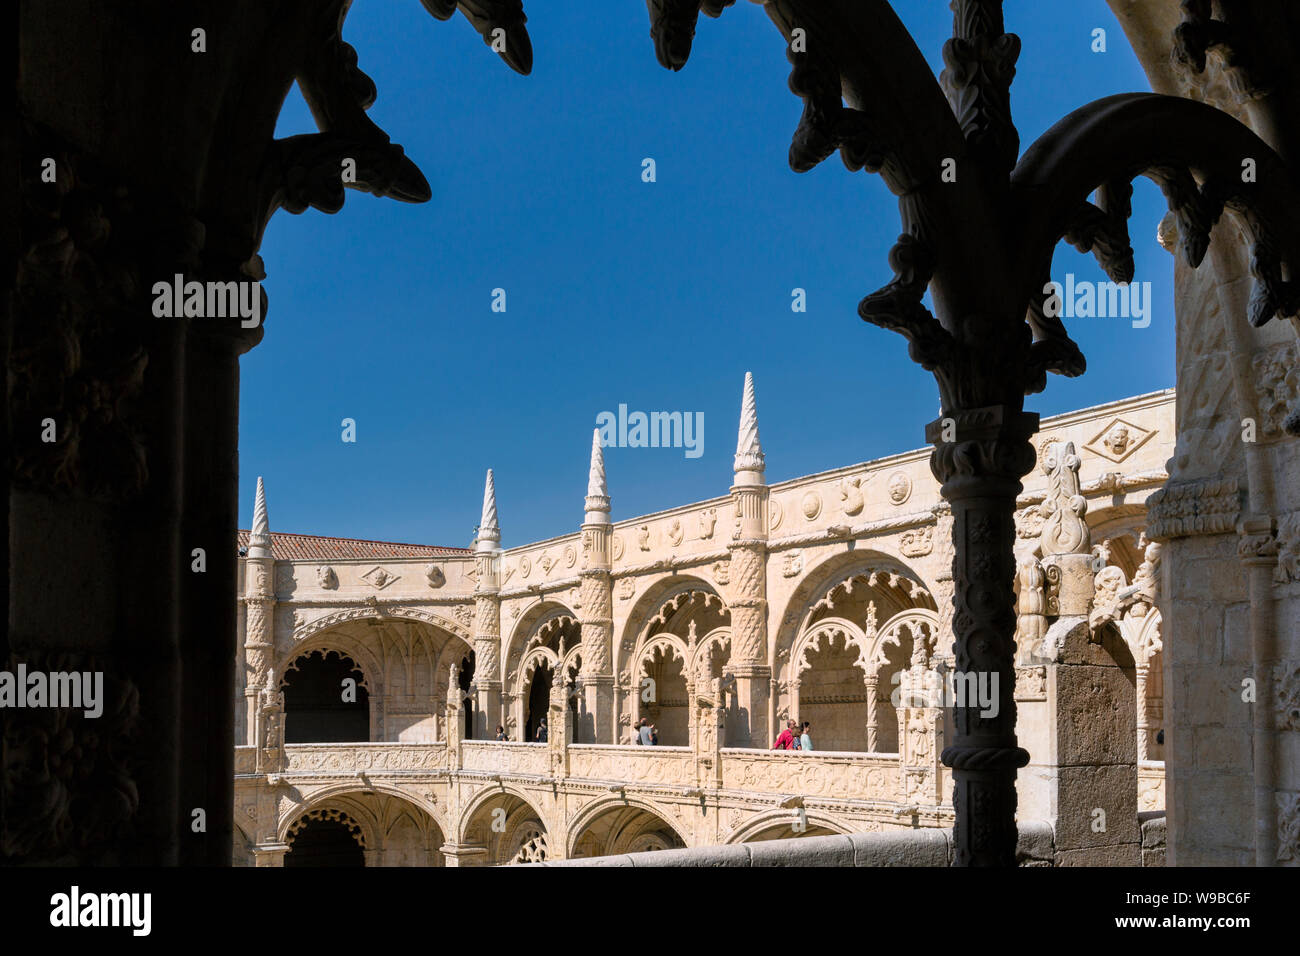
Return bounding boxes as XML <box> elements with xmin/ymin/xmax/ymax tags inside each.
<box><xmin>634</xmin><ymin>717</ymin><xmax>659</xmax><ymax>745</ymax></box>
<box><xmin>497</xmin><ymin>716</ymin><xmax>810</xmax><ymax>749</ymax></box>
<box><xmin>772</xmin><ymin>719</ymin><xmax>813</xmax><ymax>751</ymax></box>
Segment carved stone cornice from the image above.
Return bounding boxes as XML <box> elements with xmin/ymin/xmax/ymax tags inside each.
<box><xmin>1146</xmin><ymin>477</ymin><xmax>1243</xmax><ymax>541</ymax></box>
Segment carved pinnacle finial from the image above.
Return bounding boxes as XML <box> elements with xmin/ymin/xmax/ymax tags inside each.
<box><xmin>477</xmin><ymin>468</ymin><xmax>501</xmax><ymax>552</ymax></box>
<box><xmin>585</xmin><ymin>428</ymin><xmax>611</xmax><ymax>523</ymax></box>
<box><xmin>734</xmin><ymin>371</ymin><xmax>765</xmax><ymax>479</ymax></box>
<box><xmin>248</xmin><ymin>476</ymin><xmax>272</xmax><ymax>559</ymax></box>
<box><xmin>1039</xmin><ymin>441</ymin><xmax>1090</xmax><ymax>556</ymax></box>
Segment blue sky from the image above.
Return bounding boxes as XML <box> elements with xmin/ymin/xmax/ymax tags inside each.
<box><xmin>240</xmin><ymin>0</ymin><xmax>1174</xmax><ymax>548</ymax></box>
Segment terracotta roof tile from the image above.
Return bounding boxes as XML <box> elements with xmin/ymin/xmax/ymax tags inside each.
<box><xmin>236</xmin><ymin>530</ymin><xmax>469</xmax><ymax>560</ymax></box>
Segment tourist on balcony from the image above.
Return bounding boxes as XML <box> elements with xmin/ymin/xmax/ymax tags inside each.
<box><xmin>799</xmin><ymin>722</ymin><xmax>813</xmax><ymax>752</ymax></box>
<box><xmin>772</xmin><ymin>719</ymin><xmax>797</xmax><ymax>751</ymax></box>
<box><xmin>535</xmin><ymin>716</ymin><xmax>549</xmax><ymax>743</ymax></box>
<box><xmin>637</xmin><ymin>717</ymin><xmax>653</xmax><ymax>746</ymax></box>
<box><xmin>650</xmin><ymin>723</ymin><xmax>659</xmax><ymax>746</ymax></box>
<box><xmin>495</xmin><ymin>724</ymin><xmax>508</xmax><ymax>741</ymax></box>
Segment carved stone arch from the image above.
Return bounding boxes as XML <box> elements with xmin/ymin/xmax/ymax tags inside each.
<box><xmin>279</xmin><ymin>781</ymin><xmax>449</xmax><ymax>842</ymax></box>
<box><xmin>455</xmin><ymin>784</ymin><xmax>550</xmax><ymax>845</ymax></box>
<box><xmin>790</xmin><ymin>617</ymin><xmax>869</xmax><ymax>679</ymax></box>
<box><xmin>616</xmin><ymin>574</ymin><xmax>729</xmax><ymax>680</ymax></box>
<box><xmin>1086</xmin><ymin>504</ymin><xmax>1151</xmax><ymax>579</ymax></box>
<box><xmin>503</xmin><ymin>600</ymin><xmax>580</xmax><ymax>691</ymax></box>
<box><xmin>559</xmin><ymin>643</ymin><xmax>584</xmax><ymax>685</ymax></box>
<box><xmin>281</xmin><ymin>800</ymin><xmax>374</xmax><ymax>851</ymax></box>
<box><xmin>636</xmin><ymin>633</ymin><xmax>690</xmax><ymax>678</ymax></box>
<box><xmin>688</xmin><ymin>626</ymin><xmax>733</xmax><ymax>682</ymax></box>
<box><xmin>516</xmin><ymin>645</ymin><xmax>561</xmax><ymax>700</ymax></box>
<box><xmin>565</xmin><ymin>795</ymin><xmax>689</xmax><ymax>857</ymax></box>
<box><xmin>277</xmin><ymin>643</ymin><xmax>379</xmax><ymax>700</ymax></box>
<box><xmin>773</xmin><ymin>549</ymin><xmax>938</xmax><ymax>676</ymax></box>
<box><xmin>292</xmin><ymin>605</ymin><xmax>470</xmax><ymax>645</ymax></box>
<box><xmin>432</xmin><ymin>631</ymin><xmax>476</xmax><ymax>701</ymax></box>
<box><xmin>724</xmin><ymin>808</ymin><xmax>853</xmax><ymax>844</ymax></box>
<box><xmin>873</xmin><ymin>608</ymin><xmax>941</xmax><ymax>672</ymax></box>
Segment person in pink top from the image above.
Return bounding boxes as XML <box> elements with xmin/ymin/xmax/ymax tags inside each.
<box><xmin>772</xmin><ymin>719</ymin><xmax>797</xmax><ymax>750</ymax></box>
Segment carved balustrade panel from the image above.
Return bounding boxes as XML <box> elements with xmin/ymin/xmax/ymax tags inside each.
<box><xmin>718</xmin><ymin>750</ymin><xmax>904</xmax><ymax>803</ymax></box>
<box><xmin>282</xmin><ymin>743</ymin><xmax>450</xmax><ymax>774</ymax></box>
<box><xmin>459</xmin><ymin>741</ymin><xmax>552</xmax><ymax>776</ymax></box>
<box><xmin>566</xmin><ymin>745</ymin><xmax>696</xmax><ymax>786</ymax></box>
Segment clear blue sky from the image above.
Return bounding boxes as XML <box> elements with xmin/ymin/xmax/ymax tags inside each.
<box><xmin>240</xmin><ymin>0</ymin><xmax>1174</xmax><ymax>548</ymax></box>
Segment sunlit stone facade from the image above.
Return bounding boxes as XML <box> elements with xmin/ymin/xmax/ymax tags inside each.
<box><xmin>234</xmin><ymin>380</ymin><xmax>1174</xmax><ymax>865</ymax></box>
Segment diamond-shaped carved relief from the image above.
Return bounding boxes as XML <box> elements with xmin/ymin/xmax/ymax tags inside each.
<box><xmin>360</xmin><ymin>566</ymin><xmax>399</xmax><ymax>590</ymax></box>
<box><xmin>1083</xmin><ymin>417</ymin><xmax>1154</xmax><ymax>464</ymax></box>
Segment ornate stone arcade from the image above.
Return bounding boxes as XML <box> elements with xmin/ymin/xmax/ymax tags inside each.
<box><xmin>235</xmin><ymin>380</ymin><xmax>1176</xmax><ymax>865</ymax></box>
<box><xmin>8</xmin><ymin>0</ymin><xmax>1299</xmax><ymax>869</ymax></box>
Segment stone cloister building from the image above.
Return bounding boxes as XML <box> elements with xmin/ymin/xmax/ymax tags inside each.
<box><xmin>10</xmin><ymin>0</ymin><xmax>1300</xmax><ymax>870</ymax></box>
<box><xmin>235</xmin><ymin>377</ymin><xmax>1175</xmax><ymax>865</ymax></box>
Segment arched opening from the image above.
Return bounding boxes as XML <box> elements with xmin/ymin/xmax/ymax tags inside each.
<box><xmin>779</xmin><ymin>557</ymin><xmax>938</xmax><ymax>754</ymax></box>
<box><xmin>525</xmin><ymin>661</ymin><xmax>553</xmax><ymax>743</ymax></box>
<box><xmin>570</xmin><ymin>803</ymin><xmax>686</xmax><ymax>859</ymax></box>
<box><xmin>639</xmin><ymin>643</ymin><xmax>688</xmax><ymax>746</ymax></box>
<box><xmin>285</xmin><ymin>810</ymin><xmax>366</xmax><ymax>867</ymax></box>
<box><xmin>459</xmin><ymin>651</ymin><xmax>475</xmax><ymax>739</ymax></box>
<box><xmin>282</xmin><ymin>649</ymin><xmax>370</xmax><ymax>743</ymax></box>
<box><xmin>461</xmin><ymin>791</ymin><xmax>549</xmax><ymax>866</ymax></box>
<box><xmin>621</xmin><ymin>580</ymin><xmax>731</xmax><ymax>743</ymax></box>
<box><xmin>795</xmin><ymin>628</ymin><xmax>868</xmax><ymax>753</ymax></box>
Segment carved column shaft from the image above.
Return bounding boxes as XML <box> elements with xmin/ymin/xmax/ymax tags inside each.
<box><xmin>1238</xmin><ymin>515</ymin><xmax>1281</xmax><ymax>864</ymax></box>
<box><xmin>471</xmin><ymin>552</ymin><xmax>502</xmax><ymax>740</ymax></box>
<box><xmin>243</xmin><ymin>557</ymin><xmax>276</xmax><ymax>744</ymax></box>
<box><xmin>578</xmin><ymin>522</ymin><xmax>615</xmax><ymax>743</ymax></box>
<box><xmin>929</xmin><ymin>408</ymin><xmax>1037</xmax><ymax>867</ymax></box>
<box><xmin>864</xmin><ymin>673</ymin><xmax>879</xmax><ymax>752</ymax></box>
<box><xmin>727</xmin><ymin>533</ymin><xmax>770</xmax><ymax>747</ymax></box>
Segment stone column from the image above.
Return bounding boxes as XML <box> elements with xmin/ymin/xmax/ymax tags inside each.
<box><xmin>243</xmin><ymin>478</ymin><xmax>276</xmax><ymax>745</ymax></box>
<box><xmin>471</xmin><ymin>469</ymin><xmax>503</xmax><ymax>740</ymax></box>
<box><xmin>439</xmin><ymin>844</ymin><xmax>489</xmax><ymax>867</ymax></box>
<box><xmin>1036</xmin><ymin>441</ymin><xmax>1138</xmax><ymax>865</ymax></box>
<box><xmin>445</xmin><ymin>672</ymin><xmax>463</xmax><ymax>772</ymax></box>
<box><xmin>1135</xmin><ymin>662</ymin><xmax>1150</xmax><ymax>762</ymax></box>
<box><xmin>252</xmin><ymin>843</ymin><xmax>290</xmax><ymax>867</ymax></box>
<box><xmin>548</xmin><ymin>677</ymin><xmax>572</xmax><ymax>780</ymax></box>
<box><xmin>728</xmin><ymin>372</ymin><xmax>771</xmax><ymax>747</ymax></box>
<box><xmin>863</xmin><ymin>673</ymin><xmax>880</xmax><ymax>751</ymax></box>
<box><xmin>1238</xmin><ymin>515</ymin><xmax>1281</xmax><ymax>865</ymax></box>
<box><xmin>579</xmin><ymin>430</ymin><xmax>616</xmax><ymax>743</ymax></box>
<box><xmin>928</xmin><ymin>406</ymin><xmax>1037</xmax><ymax>867</ymax></box>
<box><xmin>693</xmin><ymin>678</ymin><xmax>726</xmax><ymax>790</ymax></box>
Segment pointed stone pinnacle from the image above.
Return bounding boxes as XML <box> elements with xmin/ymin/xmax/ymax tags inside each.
<box><xmin>248</xmin><ymin>476</ymin><xmax>272</xmax><ymax>559</ymax></box>
<box><xmin>585</xmin><ymin>428</ymin><xmax>611</xmax><ymax>522</ymax></box>
<box><xmin>477</xmin><ymin>468</ymin><xmax>501</xmax><ymax>551</ymax></box>
<box><xmin>734</xmin><ymin>371</ymin><xmax>765</xmax><ymax>476</ymax></box>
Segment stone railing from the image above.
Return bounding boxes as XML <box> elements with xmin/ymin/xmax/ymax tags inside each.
<box><xmin>281</xmin><ymin>742</ymin><xmax>451</xmax><ymax>774</ymax></box>
<box><xmin>259</xmin><ymin>740</ymin><xmax>924</xmax><ymax>804</ymax></box>
<box><xmin>234</xmin><ymin>746</ymin><xmax>257</xmax><ymax>774</ymax></box>
<box><xmin>567</xmin><ymin>744</ymin><xmax>696</xmax><ymax>787</ymax></box>
<box><xmin>719</xmin><ymin>749</ymin><xmax>909</xmax><ymax>803</ymax></box>
<box><xmin>525</xmin><ymin>821</ymin><xmax>1057</xmax><ymax>867</ymax></box>
<box><xmin>460</xmin><ymin>740</ymin><xmax>552</xmax><ymax>776</ymax></box>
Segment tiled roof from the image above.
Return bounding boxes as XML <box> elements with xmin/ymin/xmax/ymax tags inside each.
<box><xmin>236</xmin><ymin>530</ymin><xmax>470</xmax><ymax>560</ymax></box>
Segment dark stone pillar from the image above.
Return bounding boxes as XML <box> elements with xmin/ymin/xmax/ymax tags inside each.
<box><xmin>928</xmin><ymin>405</ymin><xmax>1038</xmax><ymax>867</ymax></box>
